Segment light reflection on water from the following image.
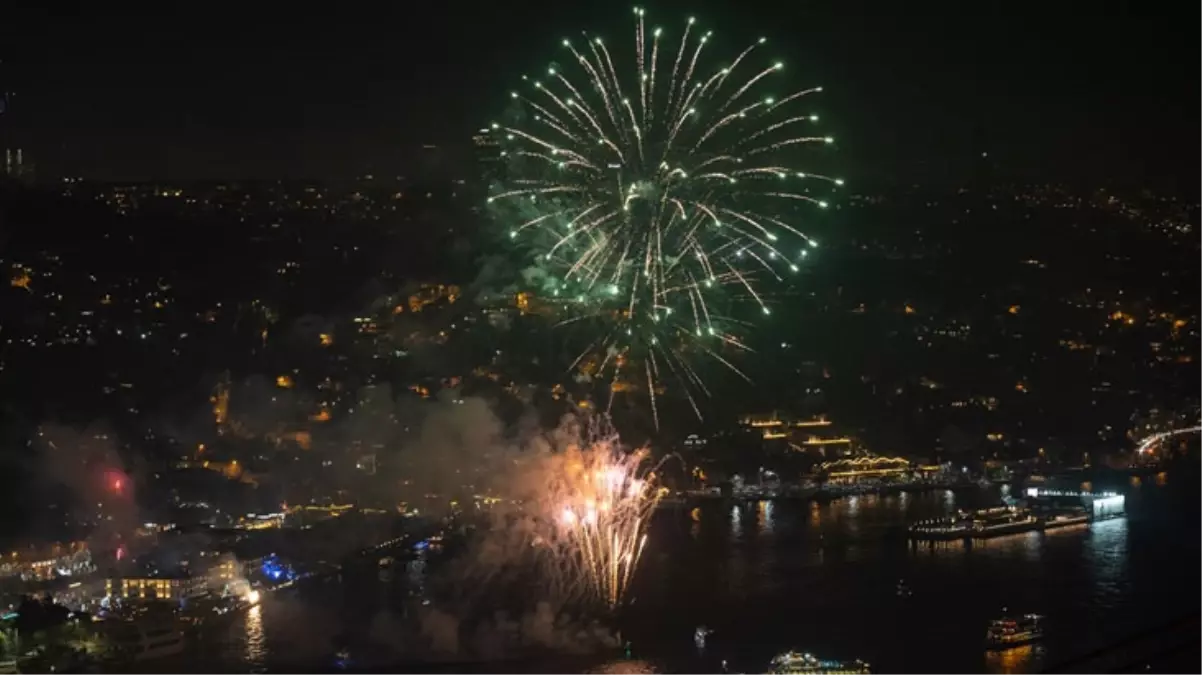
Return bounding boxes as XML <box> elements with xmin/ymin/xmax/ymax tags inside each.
<box><xmin>1084</xmin><ymin>517</ymin><xmax>1129</xmax><ymax>605</ymax></box>
<box><xmin>198</xmin><ymin>478</ymin><xmax>1197</xmax><ymax>674</ymax></box>
<box><xmin>587</xmin><ymin>659</ymin><xmax>658</xmax><ymax>673</ymax></box>
<box><xmin>244</xmin><ymin>604</ymin><xmax>266</xmax><ymax>666</ymax></box>
<box><xmin>757</xmin><ymin>500</ymin><xmax>775</xmax><ymax>535</ymax></box>
<box><xmin>984</xmin><ymin>644</ymin><xmax>1045</xmax><ymax>674</ymax></box>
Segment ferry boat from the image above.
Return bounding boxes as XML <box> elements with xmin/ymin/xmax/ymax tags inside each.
<box><xmin>1041</xmin><ymin>513</ymin><xmax>1090</xmax><ymax>530</ymax></box>
<box><xmin>985</xmin><ymin>613</ymin><xmax>1044</xmax><ymax>649</ymax></box>
<box><xmin>910</xmin><ymin>505</ymin><xmax>1039</xmax><ymax>541</ymax></box>
<box><xmin>908</xmin><ymin>516</ymin><xmax>969</xmax><ymax>540</ymax></box>
<box><xmin>968</xmin><ymin>506</ymin><xmax>1038</xmax><ymax>537</ymax></box>
<box><xmin>768</xmin><ymin>651</ymin><xmax>871</xmax><ymax>674</ymax></box>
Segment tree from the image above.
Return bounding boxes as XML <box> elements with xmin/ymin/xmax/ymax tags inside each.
<box><xmin>0</xmin><ymin>627</ymin><xmax>21</xmax><ymax>661</ymax></box>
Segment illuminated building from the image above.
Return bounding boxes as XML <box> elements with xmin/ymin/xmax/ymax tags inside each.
<box><xmin>235</xmin><ymin>512</ymin><xmax>286</xmax><ymax>531</ymax></box>
<box><xmin>817</xmin><ymin>455</ymin><xmax>912</xmax><ymax>484</ymax></box>
<box><xmin>739</xmin><ymin>413</ymin><xmax>854</xmax><ymax>456</ymax></box>
<box><xmin>105</xmin><ymin>574</ymin><xmax>204</xmax><ymax>603</ymax></box>
<box><xmin>0</xmin><ymin>542</ymin><xmax>93</xmax><ymax>581</ymax></box>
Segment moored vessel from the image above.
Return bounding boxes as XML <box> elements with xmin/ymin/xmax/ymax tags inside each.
<box><xmin>985</xmin><ymin>612</ymin><xmax>1044</xmax><ymax>649</ymax></box>
<box><xmin>105</xmin><ymin>620</ymin><xmax>186</xmax><ymax>662</ymax></box>
<box><xmin>768</xmin><ymin>651</ymin><xmax>871</xmax><ymax>674</ymax></box>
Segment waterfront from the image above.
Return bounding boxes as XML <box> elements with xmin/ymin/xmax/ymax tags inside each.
<box><xmin>175</xmin><ymin>473</ymin><xmax>1198</xmax><ymax>673</ymax></box>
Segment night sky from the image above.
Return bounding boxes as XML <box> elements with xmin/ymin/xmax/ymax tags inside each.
<box><xmin>3</xmin><ymin>0</ymin><xmax>1196</xmax><ymax>187</ymax></box>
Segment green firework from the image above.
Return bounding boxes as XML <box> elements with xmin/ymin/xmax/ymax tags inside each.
<box><xmin>488</xmin><ymin>8</ymin><xmax>840</xmax><ymax>427</ymax></box>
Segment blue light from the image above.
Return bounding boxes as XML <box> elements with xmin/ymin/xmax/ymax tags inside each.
<box><xmin>261</xmin><ymin>554</ymin><xmax>294</xmax><ymax>582</ymax></box>
<box><xmin>413</xmin><ymin>540</ymin><xmax>429</xmax><ymax>551</ymax></box>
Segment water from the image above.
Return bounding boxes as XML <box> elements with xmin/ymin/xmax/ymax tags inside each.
<box><xmin>183</xmin><ymin>475</ymin><xmax>1199</xmax><ymax>673</ymax></box>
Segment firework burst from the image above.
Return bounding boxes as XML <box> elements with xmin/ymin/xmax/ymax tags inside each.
<box><xmin>532</xmin><ymin>425</ymin><xmax>664</xmax><ymax>610</ymax></box>
<box><xmin>488</xmin><ymin>7</ymin><xmax>840</xmax><ymax>427</ymax></box>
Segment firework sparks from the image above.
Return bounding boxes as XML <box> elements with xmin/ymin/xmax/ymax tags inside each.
<box><xmin>489</xmin><ymin>8</ymin><xmax>839</xmax><ymax>427</ymax></box>
<box><xmin>531</xmin><ymin>423</ymin><xmax>664</xmax><ymax>610</ymax></box>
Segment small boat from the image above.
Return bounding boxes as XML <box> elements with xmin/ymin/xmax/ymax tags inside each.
<box><xmin>986</xmin><ymin>611</ymin><xmax>1044</xmax><ymax>649</ymax></box>
<box><xmin>694</xmin><ymin>625</ymin><xmax>712</xmax><ymax>649</ymax></box>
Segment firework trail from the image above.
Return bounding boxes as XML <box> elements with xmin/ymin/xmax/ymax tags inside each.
<box><xmin>488</xmin><ymin>8</ymin><xmax>840</xmax><ymax>427</ymax></box>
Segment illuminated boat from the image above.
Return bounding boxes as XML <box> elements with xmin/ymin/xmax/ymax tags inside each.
<box><xmin>908</xmin><ymin>516</ymin><xmax>969</xmax><ymax>540</ymax></box>
<box><xmin>968</xmin><ymin>506</ymin><xmax>1038</xmax><ymax>537</ymax></box>
<box><xmin>985</xmin><ymin>613</ymin><xmax>1044</xmax><ymax>649</ymax></box>
<box><xmin>768</xmin><ymin>651</ymin><xmax>871</xmax><ymax>674</ymax></box>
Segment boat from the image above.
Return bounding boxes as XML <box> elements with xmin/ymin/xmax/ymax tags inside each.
<box><xmin>908</xmin><ymin>516</ymin><xmax>970</xmax><ymax>540</ymax></box>
<box><xmin>694</xmin><ymin>625</ymin><xmax>712</xmax><ymax>649</ymax></box>
<box><xmin>106</xmin><ymin>621</ymin><xmax>186</xmax><ymax>662</ymax></box>
<box><xmin>985</xmin><ymin>612</ymin><xmax>1044</xmax><ymax>649</ymax></box>
<box><xmin>1041</xmin><ymin>513</ymin><xmax>1090</xmax><ymax>530</ymax></box>
<box><xmin>768</xmin><ymin>651</ymin><xmax>871</xmax><ymax>674</ymax></box>
<box><xmin>967</xmin><ymin>506</ymin><xmax>1038</xmax><ymax>537</ymax></box>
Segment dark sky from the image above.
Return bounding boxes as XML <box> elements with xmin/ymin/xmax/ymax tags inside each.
<box><xmin>2</xmin><ymin>0</ymin><xmax>1196</xmax><ymax>188</ymax></box>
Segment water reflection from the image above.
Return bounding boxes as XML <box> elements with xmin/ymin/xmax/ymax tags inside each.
<box><xmin>202</xmin><ymin>478</ymin><xmax>1196</xmax><ymax>674</ymax></box>
<box><xmin>589</xmin><ymin>659</ymin><xmax>658</xmax><ymax>674</ymax></box>
<box><xmin>408</xmin><ymin>552</ymin><xmax>428</xmax><ymax>592</ymax></box>
<box><xmin>1085</xmin><ymin>517</ymin><xmax>1129</xmax><ymax>604</ymax></box>
<box><xmin>971</xmin><ymin>530</ymin><xmax>1042</xmax><ymax>562</ymax></box>
<box><xmin>244</xmin><ymin>604</ymin><xmax>266</xmax><ymax>666</ymax></box>
<box><xmin>984</xmin><ymin>643</ymin><xmax>1045</xmax><ymax>674</ymax></box>
<box><xmin>756</xmin><ymin>500</ymin><xmax>775</xmax><ymax>535</ymax></box>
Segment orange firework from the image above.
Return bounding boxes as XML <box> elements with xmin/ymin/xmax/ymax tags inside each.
<box><xmin>535</xmin><ymin>428</ymin><xmax>664</xmax><ymax>609</ymax></box>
